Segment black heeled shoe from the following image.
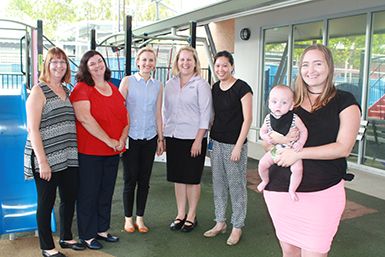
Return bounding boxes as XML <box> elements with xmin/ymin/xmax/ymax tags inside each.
<box><xmin>42</xmin><ymin>250</ymin><xmax>66</xmax><ymax>257</ymax></box>
<box><xmin>170</xmin><ymin>215</ymin><xmax>187</xmax><ymax>231</ymax></box>
<box><xmin>181</xmin><ymin>218</ymin><xmax>198</xmax><ymax>232</ymax></box>
<box><xmin>59</xmin><ymin>240</ymin><xmax>86</xmax><ymax>251</ymax></box>
<box><xmin>96</xmin><ymin>233</ymin><xmax>119</xmax><ymax>242</ymax></box>
<box><xmin>79</xmin><ymin>238</ymin><xmax>103</xmax><ymax>250</ymax></box>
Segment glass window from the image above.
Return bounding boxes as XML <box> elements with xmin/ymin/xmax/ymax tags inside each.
<box><xmin>260</xmin><ymin>11</ymin><xmax>385</xmax><ymax>171</ymax></box>
<box><xmin>365</xmin><ymin>11</ymin><xmax>385</xmax><ymax>169</ymax></box>
<box><xmin>328</xmin><ymin>14</ymin><xmax>366</xmax><ymax>103</ymax></box>
<box><xmin>328</xmin><ymin>14</ymin><xmax>367</xmax><ymax>160</ymax></box>
<box><xmin>291</xmin><ymin>21</ymin><xmax>323</xmax><ymax>84</ymax></box>
<box><xmin>261</xmin><ymin>26</ymin><xmax>289</xmax><ymax>121</ymax></box>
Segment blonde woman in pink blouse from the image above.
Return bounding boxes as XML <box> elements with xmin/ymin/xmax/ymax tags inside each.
<box><xmin>163</xmin><ymin>46</ymin><xmax>212</xmax><ymax>233</ymax></box>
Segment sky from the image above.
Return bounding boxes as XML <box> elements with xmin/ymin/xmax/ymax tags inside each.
<box><xmin>0</xmin><ymin>0</ymin><xmax>223</xmax><ymax>17</ymax></box>
<box><xmin>170</xmin><ymin>0</ymin><xmax>222</xmax><ymax>12</ymax></box>
<box><xmin>0</xmin><ymin>0</ymin><xmax>10</xmax><ymax>16</ymax></box>
<box><xmin>0</xmin><ymin>0</ymin><xmax>224</xmax><ymax>32</ymax></box>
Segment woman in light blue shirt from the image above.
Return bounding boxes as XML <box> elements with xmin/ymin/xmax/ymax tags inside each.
<box><xmin>164</xmin><ymin>46</ymin><xmax>212</xmax><ymax>232</ymax></box>
<box><xmin>119</xmin><ymin>46</ymin><xmax>164</xmax><ymax>233</ymax></box>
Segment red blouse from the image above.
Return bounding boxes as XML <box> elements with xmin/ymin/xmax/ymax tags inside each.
<box><xmin>70</xmin><ymin>82</ymin><xmax>128</xmax><ymax>156</ymax></box>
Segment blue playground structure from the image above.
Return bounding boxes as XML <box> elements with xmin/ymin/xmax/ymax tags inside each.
<box><xmin>0</xmin><ymin>19</ymin><xmax>56</xmax><ymax>239</ymax></box>
<box><xmin>0</xmin><ymin>86</ymin><xmax>56</xmax><ymax>237</ymax></box>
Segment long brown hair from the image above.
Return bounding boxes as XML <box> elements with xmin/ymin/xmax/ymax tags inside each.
<box><xmin>39</xmin><ymin>47</ymin><xmax>71</xmax><ymax>84</ymax></box>
<box><xmin>294</xmin><ymin>44</ymin><xmax>336</xmax><ymax>111</ymax></box>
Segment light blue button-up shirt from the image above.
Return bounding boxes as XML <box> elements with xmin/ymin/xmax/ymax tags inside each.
<box><xmin>125</xmin><ymin>73</ymin><xmax>161</xmax><ymax>140</ymax></box>
<box><xmin>163</xmin><ymin>75</ymin><xmax>212</xmax><ymax>139</ymax></box>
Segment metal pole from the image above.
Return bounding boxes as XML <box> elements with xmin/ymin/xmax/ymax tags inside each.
<box><xmin>358</xmin><ymin>12</ymin><xmax>373</xmax><ymax>165</ymax></box>
<box><xmin>24</xmin><ymin>30</ymin><xmax>30</xmax><ymax>88</ymax></box>
<box><xmin>37</xmin><ymin>20</ymin><xmax>43</xmax><ymax>79</ymax></box>
<box><xmin>32</xmin><ymin>20</ymin><xmax>43</xmax><ymax>84</ymax></box>
<box><xmin>190</xmin><ymin>21</ymin><xmax>197</xmax><ymax>48</ymax></box>
<box><xmin>125</xmin><ymin>15</ymin><xmax>132</xmax><ymax>76</ymax></box>
<box><xmin>204</xmin><ymin>24</ymin><xmax>216</xmax><ymax>58</ymax></box>
<box><xmin>90</xmin><ymin>29</ymin><xmax>96</xmax><ymax>50</ymax></box>
<box><xmin>118</xmin><ymin>0</ymin><xmax>121</xmax><ymax>32</ymax></box>
<box><xmin>156</xmin><ymin>1</ymin><xmax>160</xmax><ymax>21</ymax></box>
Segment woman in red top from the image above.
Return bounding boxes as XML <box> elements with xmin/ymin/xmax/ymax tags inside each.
<box><xmin>70</xmin><ymin>50</ymin><xmax>128</xmax><ymax>250</ymax></box>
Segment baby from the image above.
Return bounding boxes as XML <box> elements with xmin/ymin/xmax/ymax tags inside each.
<box><xmin>257</xmin><ymin>85</ymin><xmax>308</xmax><ymax>201</ymax></box>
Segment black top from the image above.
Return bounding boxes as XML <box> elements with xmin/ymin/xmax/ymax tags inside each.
<box><xmin>210</xmin><ymin>79</ymin><xmax>253</xmax><ymax>144</ymax></box>
<box><xmin>265</xmin><ymin>90</ymin><xmax>360</xmax><ymax>192</ymax></box>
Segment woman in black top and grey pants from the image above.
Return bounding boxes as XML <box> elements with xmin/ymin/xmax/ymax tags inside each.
<box><xmin>203</xmin><ymin>50</ymin><xmax>253</xmax><ymax>246</ymax></box>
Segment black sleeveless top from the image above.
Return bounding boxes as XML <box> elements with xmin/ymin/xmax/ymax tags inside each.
<box><xmin>24</xmin><ymin>83</ymin><xmax>78</xmax><ymax>179</ymax></box>
<box><xmin>265</xmin><ymin>90</ymin><xmax>360</xmax><ymax>192</ymax></box>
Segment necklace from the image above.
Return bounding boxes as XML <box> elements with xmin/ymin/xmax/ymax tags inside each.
<box><xmin>220</xmin><ymin>78</ymin><xmax>235</xmax><ymax>90</ymax></box>
<box><xmin>307</xmin><ymin>87</ymin><xmax>322</xmax><ymax>95</ymax></box>
<box><xmin>307</xmin><ymin>91</ymin><xmax>319</xmax><ymax>111</ymax></box>
<box><xmin>49</xmin><ymin>84</ymin><xmax>67</xmax><ymax>101</ymax></box>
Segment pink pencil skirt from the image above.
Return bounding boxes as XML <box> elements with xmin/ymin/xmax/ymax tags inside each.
<box><xmin>263</xmin><ymin>180</ymin><xmax>345</xmax><ymax>254</ymax></box>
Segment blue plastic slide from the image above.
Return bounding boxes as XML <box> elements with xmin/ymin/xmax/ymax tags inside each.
<box><xmin>0</xmin><ymin>86</ymin><xmax>55</xmax><ymax>235</ymax></box>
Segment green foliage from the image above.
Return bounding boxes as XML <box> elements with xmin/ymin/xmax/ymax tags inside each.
<box><xmin>8</xmin><ymin>0</ymin><xmax>78</xmax><ymax>38</ymax></box>
<box><xmin>75</xmin><ymin>0</ymin><xmax>113</xmax><ymax>21</ymax></box>
<box><xmin>6</xmin><ymin>0</ymin><xmax>176</xmax><ymax>39</ymax></box>
<box><xmin>125</xmin><ymin>0</ymin><xmax>176</xmax><ymax>26</ymax></box>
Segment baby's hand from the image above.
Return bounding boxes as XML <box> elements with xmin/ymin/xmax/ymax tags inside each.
<box><xmin>292</xmin><ymin>142</ymin><xmax>303</xmax><ymax>152</ymax></box>
<box><xmin>268</xmin><ymin>131</ymin><xmax>284</xmax><ymax>145</ymax></box>
<box><xmin>266</xmin><ymin>137</ymin><xmax>274</xmax><ymax>145</ymax></box>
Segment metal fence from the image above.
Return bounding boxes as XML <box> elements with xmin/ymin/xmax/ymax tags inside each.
<box><xmin>0</xmin><ymin>73</ymin><xmax>24</xmax><ymax>90</ymax></box>
<box><xmin>0</xmin><ymin>67</ymin><xmax>211</xmax><ymax>91</ymax></box>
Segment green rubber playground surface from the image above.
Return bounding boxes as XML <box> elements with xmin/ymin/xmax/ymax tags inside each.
<box><xmin>1</xmin><ymin>158</ymin><xmax>384</xmax><ymax>257</ymax></box>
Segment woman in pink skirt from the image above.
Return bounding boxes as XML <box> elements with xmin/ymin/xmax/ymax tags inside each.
<box><xmin>262</xmin><ymin>44</ymin><xmax>361</xmax><ymax>257</ymax></box>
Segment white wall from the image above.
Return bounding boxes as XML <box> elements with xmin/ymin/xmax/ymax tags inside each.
<box><xmin>233</xmin><ymin>0</ymin><xmax>385</xmax><ymax>159</ymax></box>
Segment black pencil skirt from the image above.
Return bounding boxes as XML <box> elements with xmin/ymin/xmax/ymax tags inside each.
<box><xmin>165</xmin><ymin>137</ymin><xmax>207</xmax><ymax>184</ymax></box>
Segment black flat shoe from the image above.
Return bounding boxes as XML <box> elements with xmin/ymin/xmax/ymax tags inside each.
<box><xmin>181</xmin><ymin>218</ymin><xmax>198</xmax><ymax>232</ymax></box>
<box><xmin>96</xmin><ymin>233</ymin><xmax>119</xmax><ymax>243</ymax></box>
<box><xmin>42</xmin><ymin>250</ymin><xmax>66</xmax><ymax>257</ymax></box>
<box><xmin>59</xmin><ymin>240</ymin><xmax>86</xmax><ymax>251</ymax></box>
<box><xmin>79</xmin><ymin>238</ymin><xmax>103</xmax><ymax>250</ymax></box>
<box><xmin>170</xmin><ymin>215</ymin><xmax>187</xmax><ymax>231</ymax></box>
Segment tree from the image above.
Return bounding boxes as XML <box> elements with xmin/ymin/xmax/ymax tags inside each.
<box><xmin>6</xmin><ymin>0</ymin><xmax>175</xmax><ymax>39</ymax></box>
<box><xmin>7</xmin><ymin>0</ymin><xmax>78</xmax><ymax>38</ymax></box>
<box><xmin>125</xmin><ymin>0</ymin><xmax>175</xmax><ymax>24</ymax></box>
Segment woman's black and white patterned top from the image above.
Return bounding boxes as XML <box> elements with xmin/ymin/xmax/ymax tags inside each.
<box><xmin>24</xmin><ymin>83</ymin><xmax>78</xmax><ymax>179</ymax></box>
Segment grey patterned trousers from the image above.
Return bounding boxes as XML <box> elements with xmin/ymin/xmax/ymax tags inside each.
<box><xmin>210</xmin><ymin>139</ymin><xmax>248</xmax><ymax>228</ymax></box>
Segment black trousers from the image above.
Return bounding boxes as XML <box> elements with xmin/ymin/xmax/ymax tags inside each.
<box><xmin>122</xmin><ymin>136</ymin><xmax>157</xmax><ymax>217</ymax></box>
<box><xmin>77</xmin><ymin>153</ymin><xmax>119</xmax><ymax>240</ymax></box>
<box><xmin>34</xmin><ymin>167</ymin><xmax>78</xmax><ymax>250</ymax></box>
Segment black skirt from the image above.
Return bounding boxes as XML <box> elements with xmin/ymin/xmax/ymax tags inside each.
<box><xmin>165</xmin><ymin>137</ymin><xmax>207</xmax><ymax>184</ymax></box>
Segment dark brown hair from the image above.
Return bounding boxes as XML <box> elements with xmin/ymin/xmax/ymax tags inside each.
<box><xmin>214</xmin><ymin>50</ymin><xmax>234</xmax><ymax>66</ymax></box>
<box><xmin>75</xmin><ymin>50</ymin><xmax>111</xmax><ymax>86</ymax></box>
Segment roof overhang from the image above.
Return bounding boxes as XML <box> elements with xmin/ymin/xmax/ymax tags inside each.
<box><xmin>133</xmin><ymin>0</ymin><xmax>316</xmax><ymax>37</ymax></box>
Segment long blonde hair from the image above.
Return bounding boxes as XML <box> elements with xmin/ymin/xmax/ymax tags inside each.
<box><xmin>171</xmin><ymin>46</ymin><xmax>201</xmax><ymax>77</ymax></box>
<box><xmin>294</xmin><ymin>44</ymin><xmax>336</xmax><ymax>111</ymax></box>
